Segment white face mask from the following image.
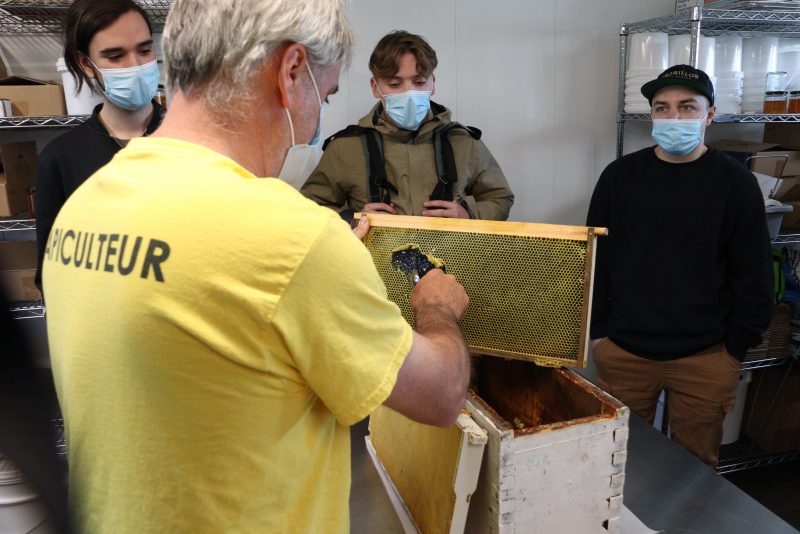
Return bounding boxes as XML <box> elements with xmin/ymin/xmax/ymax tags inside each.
<box><xmin>277</xmin><ymin>143</ymin><xmax>323</xmax><ymax>190</ymax></box>
<box><xmin>278</xmin><ymin>62</ymin><xmax>324</xmax><ymax>189</ymax></box>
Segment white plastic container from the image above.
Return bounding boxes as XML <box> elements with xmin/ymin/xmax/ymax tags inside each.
<box><xmin>0</xmin><ymin>457</ymin><xmax>50</xmax><ymax>534</ymax></box>
<box><xmin>722</xmin><ymin>371</ymin><xmax>753</xmax><ymax>445</ymax></box>
<box><xmin>765</xmin><ymin>201</ymin><xmax>794</xmax><ymax>240</ymax></box>
<box><xmin>56</xmin><ymin>57</ymin><xmax>103</xmax><ymax>115</ymax></box>
<box><xmin>742</xmin><ymin>37</ymin><xmax>779</xmax><ymax>75</ymax></box>
<box><xmin>628</xmin><ymin>32</ymin><xmax>669</xmax><ymax>72</ymax></box>
<box><xmin>716</xmin><ymin>36</ymin><xmax>743</xmax><ymax>74</ymax></box>
<box><xmin>669</xmin><ymin>35</ymin><xmax>716</xmax><ymax>77</ymax></box>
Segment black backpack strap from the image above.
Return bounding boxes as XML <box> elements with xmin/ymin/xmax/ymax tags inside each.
<box><xmin>322</xmin><ymin>124</ymin><xmax>367</xmax><ymax>151</ymax></box>
<box><xmin>363</xmin><ymin>129</ymin><xmax>397</xmax><ymax>204</ymax></box>
<box><xmin>430</xmin><ymin>123</ymin><xmax>481</xmax><ymax>202</ymax></box>
<box><xmin>323</xmin><ymin>125</ymin><xmax>397</xmax><ymax>204</ymax></box>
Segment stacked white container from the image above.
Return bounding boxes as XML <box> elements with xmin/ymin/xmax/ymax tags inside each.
<box><xmin>778</xmin><ymin>38</ymin><xmax>800</xmax><ymax>97</ymax></box>
<box><xmin>715</xmin><ymin>36</ymin><xmax>744</xmax><ymax>114</ymax></box>
<box><xmin>0</xmin><ymin>456</ymin><xmax>49</xmax><ymax>533</ymax></box>
<box><xmin>625</xmin><ymin>32</ymin><xmax>669</xmax><ymax>113</ymax></box>
<box><xmin>741</xmin><ymin>37</ymin><xmax>779</xmax><ymax>113</ymax></box>
<box><xmin>56</xmin><ymin>58</ymin><xmax>103</xmax><ymax>115</ymax></box>
<box><xmin>669</xmin><ymin>34</ymin><xmax>717</xmax><ymax>78</ymax></box>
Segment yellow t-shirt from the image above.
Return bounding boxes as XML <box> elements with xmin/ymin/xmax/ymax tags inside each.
<box><xmin>43</xmin><ymin>137</ymin><xmax>413</xmax><ymax>533</ymax></box>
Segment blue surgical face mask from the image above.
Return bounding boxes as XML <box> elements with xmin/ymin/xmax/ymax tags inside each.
<box><xmin>377</xmin><ymin>85</ymin><xmax>431</xmax><ymax>131</ymax></box>
<box><xmin>91</xmin><ymin>58</ymin><xmax>159</xmax><ymax>111</ymax></box>
<box><xmin>651</xmin><ymin>114</ymin><xmax>707</xmax><ymax>157</ymax></box>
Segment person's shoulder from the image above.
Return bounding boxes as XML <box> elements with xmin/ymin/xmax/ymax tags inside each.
<box><xmin>42</xmin><ymin>121</ymin><xmax>98</xmax><ymax>154</ymax></box>
<box><xmin>39</xmin><ymin>120</ymin><xmax>103</xmax><ymax>159</ymax></box>
<box><xmin>322</xmin><ymin>123</ymin><xmax>376</xmax><ymax>153</ymax></box>
<box><xmin>705</xmin><ymin>147</ymin><xmax>763</xmax><ymax>197</ymax></box>
<box><xmin>707</xmin><ymin>146</ymin><xmax>753</xmax><ymax>176</ymax></box>
<box><xmin>447</xmin><ymin>122</ymin><xmax>482</xmax><ymax>141</ymax></box>
<box><xmin>602</xmin><ymin>146</ymin><xmax>653</xmax><ymax>175</ymax></box>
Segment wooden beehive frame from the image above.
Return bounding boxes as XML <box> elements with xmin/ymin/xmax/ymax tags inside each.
<box><xmin>366</xmin><ymin>410</ymin><xmax>488</xmax><ymax>534</ymax></box>
<box><xmin>358</xmin><ymin>213</ymin><xmax>608</xmax><ymax>369</ymax></box>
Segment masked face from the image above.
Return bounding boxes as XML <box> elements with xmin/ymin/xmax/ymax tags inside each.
<box><xmin>376</xmin><ymin>87</ymin><xmax>431</xmax><ymax>131</ymax></box>
<box><xmin>651</xmin><ymin>114</ymin><xmax>707</xmax><ymax>157</ymax></box>
<box><xmin>91</xmin><ymin>59</ymin><xmax>160</xmax><ymax>111</ymax></box>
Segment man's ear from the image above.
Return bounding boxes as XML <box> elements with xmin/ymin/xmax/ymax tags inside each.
<box><xmin>430</xmin><ymin>73</ymin><xmax>436</xmax><ymax>97</ymax></box>
<box><xmin>370</xmin><ymin>77</ymin><xmax>382</xmax><ymax>99</ymax></box>
<box><xmin>276</xmin><ymin>43</ymin><xmax>307</xmax><ymax>108</ymax></box>
<box><xmin>706</xmin><ymin>104</ymin><xmax>716</xmax><ymax>126</ymax></box>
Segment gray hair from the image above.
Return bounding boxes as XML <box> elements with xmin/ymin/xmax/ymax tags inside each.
<box><xmin>162</xmin><ymin>0</ymin><xmax>353</xmax><ymax>106</ymax></box>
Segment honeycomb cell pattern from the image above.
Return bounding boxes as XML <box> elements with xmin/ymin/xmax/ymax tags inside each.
<box><xmin>365</xmin><ymin>226</ymin><xmax>589</xmax><ymax>365</ymax></box>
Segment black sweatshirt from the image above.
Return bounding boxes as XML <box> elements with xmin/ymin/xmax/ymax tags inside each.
<box><xmin>35</xmin><ymin>102</ymin><xmax>164</xmax><ymax>291</ymax></box>
<box><xmin>586</xmin><ymin>145</ymin><xmax>773</xmax><ymax>361</ymax></box>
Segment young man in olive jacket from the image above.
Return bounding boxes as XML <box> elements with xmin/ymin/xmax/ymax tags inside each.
<box><xmin>587</xmin><ymin>65</ymin><xmax>773</xmax><ymax>468</ymax></box>
<box><xmin>301</xmin><ymin>30</ymin><xmax>514</xmax><ymax>221</ymax></box>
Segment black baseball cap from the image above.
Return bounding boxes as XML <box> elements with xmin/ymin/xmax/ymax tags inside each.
<box><xmin>640</xmin><ymin>64</ymin><xmax>715</xmax><ymax>105</ymax></box>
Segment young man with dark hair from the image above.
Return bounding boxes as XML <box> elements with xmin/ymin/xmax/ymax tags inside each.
<box><xmin>587</xmin><ymin>65</ymin><xmax>773</xmax><ymax>468</ymax></box>
<box><xmin>301</xmin><ymin>30</ymin><xmax>514</xmax><ymax>221</ymax></box>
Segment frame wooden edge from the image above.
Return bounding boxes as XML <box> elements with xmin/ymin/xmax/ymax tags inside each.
<box><xmin>355</xmin><ymin>213</ymin><xmax>608</xmax><ymax>241</ymax></box>
<box><xmin>577</xmin><ymin>227</ymin><xmax>597</xmax><ymax>369</ymax></box>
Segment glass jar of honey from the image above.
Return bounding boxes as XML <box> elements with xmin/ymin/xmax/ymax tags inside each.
<box><xmin>26</xmin><ymin>186</ymin><xmax>35</xmax><ymax>218</ymax></box>
<box><xmin>789</xmin><ymin>91</ymin><xmax>800</xmax><ymax>114</ymax></box>
<box><xmin>764</xmin><ymin>91</ymin><xmax>788</xmax><ymax>114</ymax></box>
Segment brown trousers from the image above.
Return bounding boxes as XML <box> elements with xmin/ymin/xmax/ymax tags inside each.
<box><xmin>593</xmin><ymin>337</ymin><xmax>741</xmax><ymax>468</ymax></box>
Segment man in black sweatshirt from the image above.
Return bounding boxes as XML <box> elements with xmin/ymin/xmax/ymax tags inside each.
<box><xmin>586</xmin><ymin>65</ymin><xmax>773</xmax><ymax>468</ymax></box>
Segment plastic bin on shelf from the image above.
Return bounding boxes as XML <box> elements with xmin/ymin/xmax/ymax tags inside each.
<box><xmin>765</xmin><ymin>202</ymin><xmax>793</xmax><ymax>240</ymax></box>
<box><xmin>56</xmin><ymin>58</ymin><xmax>103</xmax><ymax>115</ymax></box>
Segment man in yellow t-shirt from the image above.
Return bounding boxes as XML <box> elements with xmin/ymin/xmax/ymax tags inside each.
<box><xmin>43</xmin><ymin>2</ymin><xmax>471</xmax><ymax>532</ymax></box>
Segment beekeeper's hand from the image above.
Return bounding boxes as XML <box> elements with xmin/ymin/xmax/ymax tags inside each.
<box><xmin>352</xmin><ymin>215</ymin><xmax>370</xmax><ymax>240</ymax></box>
<box><xmin>411</xmin><ymin>268</ymin><xmax>469</xmax><ymax>322</ymax></box>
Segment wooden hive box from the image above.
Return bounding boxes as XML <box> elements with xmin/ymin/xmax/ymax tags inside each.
<box><xmin>362</xmin><ymin>214</ymin><xmax>629</xmax><ymax>534</ymax></box>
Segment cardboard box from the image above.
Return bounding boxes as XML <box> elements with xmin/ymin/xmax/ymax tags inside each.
<box><xmin>0</xmin><ymin>76</ymin><xmax>65</xmax><ymax>116</ymax></box>
<box><xmin>763</xmin><ymin>123</ymin><xmax>800</xmax><ymax>151</ymax></box>
<box><xmin>713</xmin><ymin>139</ymin><xmax>800</xmax><ymax>177</ymax></box>
<box><xmin>0</xmin><ymin>240</ymin><xmax>40</xmax><ymax>301</ymax></box>
<box><xmin>742</xmin><ymin>363</ymin><xmax>800</xmax><ymax>454</ymax></box>
<box><xmin>0</xmin><ymin>141</ymin><xmax>37</xmax><ymax>217</ymax></box>
<box><xmin>779</xmin><ymin>200</ymin><xmax>800</xmax><ymax>230</ymax></box>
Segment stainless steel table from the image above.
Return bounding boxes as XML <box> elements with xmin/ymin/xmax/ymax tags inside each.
<box><xmin>623</xmin><ymin>413</ymin><xmax>797</xmax><ymax>533</ymax></box>
<box><xmin>349</xmin><ymin>414</ymin><xmax>798</xmax><ymax>533</ymax></box>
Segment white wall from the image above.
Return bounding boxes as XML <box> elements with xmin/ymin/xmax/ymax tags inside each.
<box><xmin>0</xmin><ymin>0</ymin><xmax>680</xmax><ymax>224</ymax></box>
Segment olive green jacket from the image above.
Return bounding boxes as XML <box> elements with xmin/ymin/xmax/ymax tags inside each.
<box><xmin>300</xmin><ymin>101</ymin><xmax>514</xmax><ymax>220</ymax></box>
